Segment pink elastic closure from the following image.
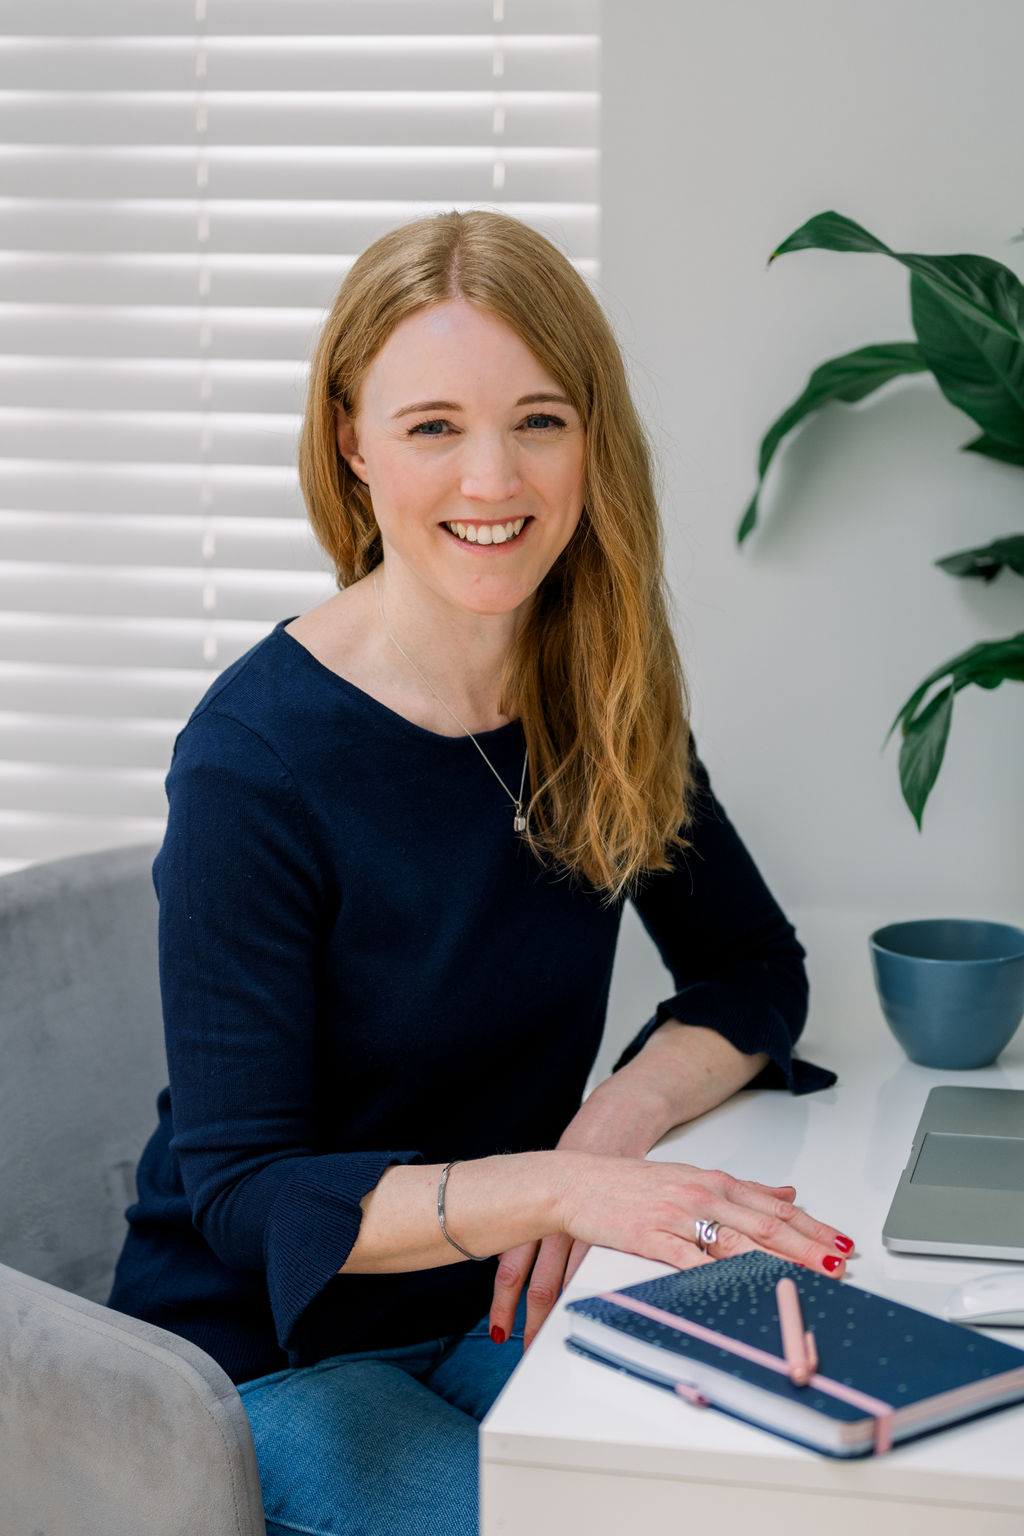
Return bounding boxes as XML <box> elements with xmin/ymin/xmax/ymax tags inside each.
<box><xmin>603</xmin><ymin>1291</ymin><xmax>894</xmax><ymax>1455</ymax></box>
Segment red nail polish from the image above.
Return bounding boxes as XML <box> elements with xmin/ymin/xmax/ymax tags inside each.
<box><xmin>823</xmin><ymin>1254</ymin><xmax>843</xmax><ymax>1273</ymax></box>
<box><xmin>490</xmin><ymin>1325</ymin><xmax>506</xmax><ymax>1344</ymax></box>
<box><xmin>834</xmin><ymin>1235</ymin><xmax>854</xmax><ymax>1254</ymax></box>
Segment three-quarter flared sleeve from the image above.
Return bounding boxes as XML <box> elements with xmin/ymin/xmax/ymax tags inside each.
<box><xmin>617</xmin><ymin>754</ymin><xmax>835</xmax><ymax>1095</ymax></box>
<box><xmin>156</xmin><ymin>707</ymin><xmax>423</xmax><ymax>1353</ymax></box>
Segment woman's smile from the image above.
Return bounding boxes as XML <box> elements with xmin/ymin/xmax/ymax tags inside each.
<box><xmin>440</xmin><ymin>515</ymin><xmax>531</xmax><ymax>547</ymax></box>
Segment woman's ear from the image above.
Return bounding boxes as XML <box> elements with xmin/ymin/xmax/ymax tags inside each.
<box><xmin>335</xmin><ymin>406</ymin><xmax>369</xmax><ymax>484</ymax></box>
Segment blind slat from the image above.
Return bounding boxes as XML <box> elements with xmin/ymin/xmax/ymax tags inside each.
<box><xmin>0</xmin><ymin>94</ymin><xmax>599</xmax><ymax>148</ymax></box>
<box><xmin>2</xmin><ymin>509</ymin><xmax>332</xmax><ymax>572</ymax></box>
<box><xmin>0</xmin><ymin>1</ymin><xmax>599</xmax><ymax>37</ymax></box>
<box><xmin>0</xmin><ymin>252</ymin><xmax>595</xmax><ymax>308</ymax></box>
<box><xmin>0</xmin><ymin>661</ymin><xmax>215</xmax><ymax>720</ymax></box>
<box><xmin>0</xmin><ymin>460</ymin><xmax>303</xmax><ymax>517</ymax></box>
<box><xmin>0</xmin><ymin>304</ymin><xmax>324</xmax><ymax>359</ymax></box>
<box><xmin>0</xmin><ymin>200</ymin><xmax>599</xmax><ymax>258</ymax></box>
<box><xmin>0</xmin><ymin>37</ymin><xmax>597</xmax><ymax>93</ymax></box>
<box><xmin>0</xmin><ymin>614</ymin><xmax>278</xmax><ymax>670</ymax></box>
<box><xmin>0</xmin><ymin>254</ymin><xmax>345</xmax><ymax>308</ymax></box>
<box><xmin>0</xmin><ymin>713</ymin><xmax>178</xmax><ymax>770</ymax></box>
<box><xmin>0</xmin><ymin>357</ymin><xmax>307</xmax><ymax>414</ymax></box>
<box><xmin>0</xmin><ymin>562</ymin><xmax>333</xmax><ymax>620</ymax></box>
<box><xmin>0</xmin><ymin>410</ymin><xmax>301</xmax><ymax>466</ymax></box>
<box><xmin>0</xmin><ymin>764</ymin><xmax>166</xmax><ymax>819</ymax></box>
<box><xmin>0</xmin><ymin>146</ymin><xmax>599</xmax><ymax>203</ymax></box>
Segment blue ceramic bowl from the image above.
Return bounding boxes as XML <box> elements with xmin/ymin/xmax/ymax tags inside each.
<box><xmin>869</xmin><ymin>919</ymin><xmax>1024</xmax><ymax>1069</ymax></box>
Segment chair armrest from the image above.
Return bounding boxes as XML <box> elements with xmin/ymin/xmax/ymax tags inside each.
<box><xmin>0</xmin><ymin>1261</ymin><xmax>266</xmax><ymax>1536</ymax></box>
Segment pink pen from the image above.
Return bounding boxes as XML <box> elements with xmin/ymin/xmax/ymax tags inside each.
<box><xmin>776</xmin><ymin>1277</ymin><xmax>814</xmax><ymax>1387</ymax></box>
<box><xmin>804</xmin><ymin>1328</ymin><xmax>818</xmax><ymax>1375</ymax></box>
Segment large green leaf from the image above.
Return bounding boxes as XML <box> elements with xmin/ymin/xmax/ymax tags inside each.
<box><xmin>887</xmin><ymin>632</ymin><xmax>1024</xmax><ymax>823</ymax></box>
<box><xmin>772</xmin><ymin>211</ymin><xmax>1024</xmax><ymax>345</ymax></box>
<box><xmin>898</xmin><ymin>685</ymin><xmax>954</xmax><ymax>829</ymax></box>
<box><xmin>890</xmin><ymin>631</ymin><xmax>1024</xmax><ymax>735</ymax></box>
<box><xmin>737</xmin><ymin>342</ymin><xmax>926</xmax><ymax>543</ymax></box>
<box><xmin>962</xmin><ymin>432</ymin><xmax>1024</xmax><ymax>466</ymax></box>
<box><xmin>909</xmin><ymin>272</ymin><xmax>1024</xmax><ymax>449</ymax></box>
<box><xmin>936</xmin><ymin>535</ymin><xmax>1024</xmax><ymax>582</ymax></box>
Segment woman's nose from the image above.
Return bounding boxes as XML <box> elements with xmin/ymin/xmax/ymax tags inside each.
<box><xmin>458</xmin><ymin>435</ymin><xmax>523</xmax><ymax>502</ymax></box>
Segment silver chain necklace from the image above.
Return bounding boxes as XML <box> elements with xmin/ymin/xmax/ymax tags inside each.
<box><xmin>372</xmin><ymin>569</ymin><xmax>529</xmax><ymax>833</ymax></box>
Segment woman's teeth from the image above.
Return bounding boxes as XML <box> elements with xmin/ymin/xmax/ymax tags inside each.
<box><xmin>443</xmin><ymin>517</ymin><xmax>526</xmax><ymax>545</ymax></box>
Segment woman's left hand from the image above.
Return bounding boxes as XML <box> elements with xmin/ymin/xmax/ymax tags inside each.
<box><xmin>488</xmin><ymin>1067</ymin><xmax>669</xmax><ymax>1350</ymax></box>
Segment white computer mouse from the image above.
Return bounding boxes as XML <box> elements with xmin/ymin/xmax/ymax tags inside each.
<box><xmin>945</xmin><ymin>1270</ymin><xmax>1024</xmax><ymax>1327</ymax></box>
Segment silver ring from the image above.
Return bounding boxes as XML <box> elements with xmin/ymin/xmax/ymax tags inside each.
<box><xmin>694</xmin><ymin>1217</ymin><xmax>720</xmax><ymax>1253</ymax></box>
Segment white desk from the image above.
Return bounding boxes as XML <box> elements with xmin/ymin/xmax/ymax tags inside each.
<box><xmin>480</xmin><ymin>908</ymin><xmax>1024</xmax><ymax>1535</ymax></box>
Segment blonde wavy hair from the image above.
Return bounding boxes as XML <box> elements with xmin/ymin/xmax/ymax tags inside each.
<box><xmin>299</xmin><ymin>210</ymin><xmax>692</xmax><ymax>897</ymax></box>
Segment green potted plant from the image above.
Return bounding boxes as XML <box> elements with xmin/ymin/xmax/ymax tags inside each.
<box><xmin>741</xmin><ymin>211</ymin><xmax>1024</xmax><ymax>826</ymax></box>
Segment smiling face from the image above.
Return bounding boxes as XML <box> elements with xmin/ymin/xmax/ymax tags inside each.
<box><xmin>335</xmin><ymin>298</ymin><xmax>586</xmax><ymax>619</ymax></box>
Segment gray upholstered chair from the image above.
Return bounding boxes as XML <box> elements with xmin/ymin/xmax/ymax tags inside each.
<box><xmin>0</xmin><ymin>843</ymin><xmax>266</xmax><ymax>1536</ymax></box>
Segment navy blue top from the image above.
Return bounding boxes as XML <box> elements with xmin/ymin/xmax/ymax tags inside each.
<box><xmin>108</xmin><ymin>620</ymin><xmax>833</xmax><ymax>1384</ymax></box>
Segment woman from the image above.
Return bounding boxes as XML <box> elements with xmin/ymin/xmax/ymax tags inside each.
<box><xmin>110</xmin><ymin>210</ymin><xmax>849</xmax><ymax>1536</ymax></box>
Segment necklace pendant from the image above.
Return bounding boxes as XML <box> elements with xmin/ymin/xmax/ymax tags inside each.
<box><xmin>513</xmin><ymin>810</ymin><xmax>527</xmax><ymax>833</ymax></box>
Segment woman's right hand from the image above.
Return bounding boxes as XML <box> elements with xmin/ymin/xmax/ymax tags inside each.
<box><xmin>556</xmin><ymin>1151</ymin><xmax>853</xmax><ymax>1277</ymax></box>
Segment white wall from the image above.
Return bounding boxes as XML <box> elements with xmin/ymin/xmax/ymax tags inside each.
<box><xmin>594</xmin><ymin>0</ymin><xmax>1024</xmax><ymax>1074</ymax></box>
<box><xmin>602</xmin><ymin>0</ymin><xmax>1024</xmax><ymax>915</ymax></box>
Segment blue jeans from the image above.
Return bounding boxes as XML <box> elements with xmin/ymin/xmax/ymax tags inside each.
<box><xmin>238</xmin><ymin>1295</ymin><xmax>527</xmax><ymax>1536</ymax></box>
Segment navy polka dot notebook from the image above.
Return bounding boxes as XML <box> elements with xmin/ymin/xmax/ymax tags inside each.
<box><xmin>565</xmin><ymin>1252</ymin><xmax>1024</xmax><ymax>1457</ymax></box>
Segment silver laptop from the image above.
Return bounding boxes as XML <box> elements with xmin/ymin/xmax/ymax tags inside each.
<box><xmin>883</xmin><ymin>1086</ymin><xmax>1024</xmax><ymax>1260</ymax></box>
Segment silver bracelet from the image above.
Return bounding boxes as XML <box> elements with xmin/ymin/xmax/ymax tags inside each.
<box><xmin>437</xmin><ymin>1159</ymin><xmax>487</xmax><ymax>1262</ymax></box>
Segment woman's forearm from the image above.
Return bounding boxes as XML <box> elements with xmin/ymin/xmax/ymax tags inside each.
<box><xmin>339</xmin><ymin>1151</ymin><xmax>568</xmax><ymax>1274</ymax></box>
<box><xmin>596</xmin><ymin>1020</ymin><xmax>770</xmax><ymax>1153</ymax></box>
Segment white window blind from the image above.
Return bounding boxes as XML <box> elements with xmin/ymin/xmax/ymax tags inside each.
<box><xmin>0</xmin><ymin>0</ymin><xmax>600</xmax><ymax>871</ymax></box>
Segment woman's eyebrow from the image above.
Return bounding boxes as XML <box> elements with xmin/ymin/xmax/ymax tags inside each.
<box><xmin>391</xmin><ymin>391</ymin><xmax>573</xmax><ymax>420</ymax></box>
<box><xmin>517</xmin><ymin>392</ymin><xmax>573</xmax><ymax>408</ymax></box>
<box><xmin>392</xmin><ymin>399</ymin><xmax>459</xmax><ymax>419</ymax></box>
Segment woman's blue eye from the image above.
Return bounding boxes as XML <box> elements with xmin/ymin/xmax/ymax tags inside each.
<box><xmin>408</xmin><ymin>413</ymin><xmax>566</xmax><ymax>437</ymax></box>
